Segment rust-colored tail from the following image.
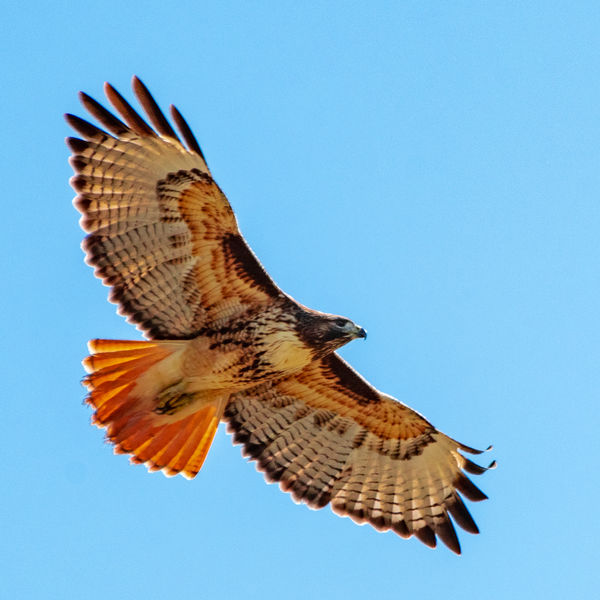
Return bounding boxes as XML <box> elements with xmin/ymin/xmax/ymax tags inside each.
<box><xmin>83</xmin><ymin>339</ymin><xmax>225</xmax><ymax>479</ymax></box>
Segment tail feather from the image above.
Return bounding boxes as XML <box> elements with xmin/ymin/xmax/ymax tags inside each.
<box><xmin>91</xmin><ymin>382</ymin><xmax>136</xmax><ymax>423</ymax></box>
<box><xmin>84</xmin><ymin>340</ymin><xmax>174</xmax><ymax>401</ymax></box>
<box><xmin>83</xmin><ymin>338</ymin><xmax>225</xmax><ymax>479</ymax></box>
<box><xmin>174</xmin><ymin>407</ymin><xmax>221</xmax><ymax>477</ymax></box>
<box><xmin>150</xmin><ymin>411</ymin><xmax>202</xmax><ymax>472</ymax></box>
<box><xmin>131</xmin><ymin>421</ymin><xmax>181</xmax><ymax>466</ymax></box>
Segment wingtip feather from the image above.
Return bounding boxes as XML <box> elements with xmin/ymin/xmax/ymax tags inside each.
<box><xmin>131</xmin><ymin>75</ymin><xmax>180</xmax><ymax>140</ymax></box>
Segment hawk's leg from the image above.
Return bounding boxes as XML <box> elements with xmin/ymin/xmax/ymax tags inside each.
<box><xmin>154</xmin><ymin>382</ymin><xmax>196</xmax><ymax>415</ymax></box>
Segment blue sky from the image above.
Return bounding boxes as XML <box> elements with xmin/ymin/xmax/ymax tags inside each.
<box><xmin>2</xmin><ymin>2</ymin><xmax>599</xmax><ymax>598</ymax></box>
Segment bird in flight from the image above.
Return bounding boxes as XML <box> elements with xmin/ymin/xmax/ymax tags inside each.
<box><xmin>66</xmin><ymin>76</ymin><xmax>494</xmax><ymax>554</ymax></box>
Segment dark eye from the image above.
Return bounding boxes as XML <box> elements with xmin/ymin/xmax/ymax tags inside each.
<box><xmin>334</xmin><ymin>318</ymin><xmax>347</xmax><ymax>328</ymax></box>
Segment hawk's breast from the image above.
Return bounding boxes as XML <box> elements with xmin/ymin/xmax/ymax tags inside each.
<box><xmin>181</xmin><ymin>316</ymin><xmax>313</xmax><ymax>391</ymax></box>
<box><xmin>258</xmin><ymin>328</ymin><xmax>314</xmax><ymax>374</ymax></box>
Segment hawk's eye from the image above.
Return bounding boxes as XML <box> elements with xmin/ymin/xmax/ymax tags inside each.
<box><xmin>334</xmin><ymin>318</ymin><xmax>347</xmax><ymax>328</ymax></box>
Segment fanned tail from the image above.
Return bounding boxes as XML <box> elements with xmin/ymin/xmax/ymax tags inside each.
<box><xmin>83</xmin><ymin>339</ymin><xmax>225</xmax><ymax>478</ymax></box>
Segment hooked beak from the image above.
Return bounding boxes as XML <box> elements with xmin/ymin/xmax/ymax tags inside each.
<box><xmin>356</xmin><ymin>327</ymin><xmax>367</xmax><ymax>340</ymax></box>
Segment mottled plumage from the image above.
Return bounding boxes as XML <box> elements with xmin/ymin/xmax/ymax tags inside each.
<box><xmin>67</xmin><ymin>76</ymin><xmax>494</xmax><ymax>554</ymax></box>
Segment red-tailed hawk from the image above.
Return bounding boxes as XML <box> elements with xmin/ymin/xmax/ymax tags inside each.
<box><xmin>67</xmin><ymin>77</ymin><xmax>495</xmax><ymax>554</ymax></box>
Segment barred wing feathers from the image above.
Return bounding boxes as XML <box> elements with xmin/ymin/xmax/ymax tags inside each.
<box><xmin>66</xmin><ymin>77</ymin><xmax>283</xmax><ymax>340</ymax></box>
<box><xmin>225</xmin><ymin>353</ymin><xmax>495</xmax><ymax>554</ymax></box>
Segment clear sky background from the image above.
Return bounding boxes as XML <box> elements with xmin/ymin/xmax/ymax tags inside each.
<box><xmin>2</xmin><ymin>2</ymin><xmax>599</xmax><ymax>599</ymax></box>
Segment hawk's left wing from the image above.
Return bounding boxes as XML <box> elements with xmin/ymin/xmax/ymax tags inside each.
<box><xmin>225</xmin><ymin>353</ymin><xmax>494</xmax><ymax>554</ymax></box>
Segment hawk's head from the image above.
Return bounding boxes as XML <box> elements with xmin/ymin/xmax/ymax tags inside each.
<box><xmin>297</xmin><ymin>311</ymin><xmax>367</xmax><ymax>356</ymax></box>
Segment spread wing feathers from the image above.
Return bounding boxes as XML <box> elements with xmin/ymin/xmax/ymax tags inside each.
<box><xmin>225</xmin><ymin>353</ymin><xmax>495</xmax><ymax>554</ymax></box>
<box><xmin>66</xmin><ymin>76</ymin><xmax>283</xmax><ymax>340</ymax></box>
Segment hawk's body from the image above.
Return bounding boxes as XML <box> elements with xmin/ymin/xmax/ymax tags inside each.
<box><xmin>67</xmin><ymin>77</ymin><xmax>494</xmax><ymax>554</ymax></box>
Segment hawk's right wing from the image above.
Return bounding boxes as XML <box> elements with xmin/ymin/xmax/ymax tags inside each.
<box><xmin>67</xmin><ymin>76</ymin><xmax>284</xmax><ymax>340</ymax></box>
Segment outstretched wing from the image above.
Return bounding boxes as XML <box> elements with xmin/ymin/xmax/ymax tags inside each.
<box><xmin>225</xmin><ymin>353</ymin><xmax>495</xmax><ymax>554</ymax></box>
<box><xmin>67</xmin><ymin>76</ymin><xmax>283</xmax><ymax>339</ymax></box>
